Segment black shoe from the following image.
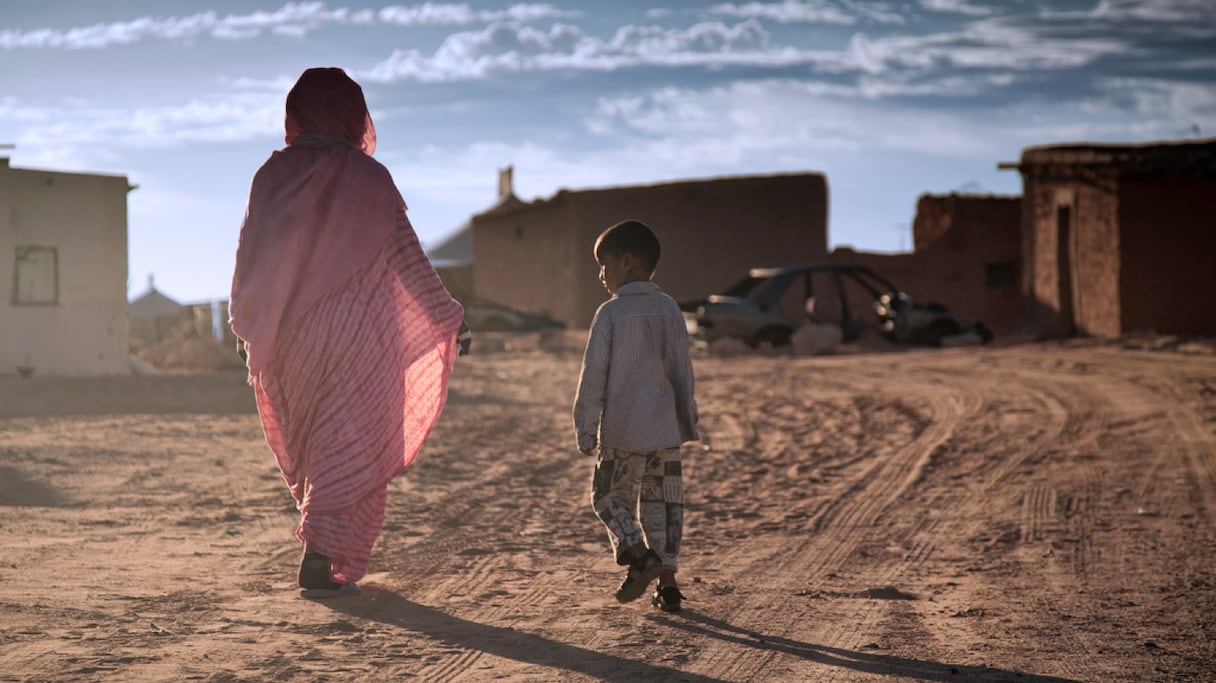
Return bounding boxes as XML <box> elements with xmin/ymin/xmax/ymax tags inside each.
<box><xmin>298</xmin><ymin>549</ymin><xmax>342</xmax><ymax>590</ymax></box>
<box><xmin>652</xmin><ymin>584</ymin><xmax>686</xmax><ymax>613</ymax></box>
<box><xmin>615</xmin><ymin>549</ymin><xmax>664</xmax><ymax>603</ymax></box>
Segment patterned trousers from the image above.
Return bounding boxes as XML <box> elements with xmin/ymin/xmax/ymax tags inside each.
<box><xmin>590</xmin><ymin>446</ymin><xmax>684</xmax><ymax>571</ymax></box>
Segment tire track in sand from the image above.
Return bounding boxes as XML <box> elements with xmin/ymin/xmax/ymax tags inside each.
<box><xmin>689</xmin><ymin>351</ymin><xmax>1123</xmax><ymax>681</ymax></box>
<box><xmin>690</xmin><ymin>360</ymin><xmax>976</xmax><ymax>681</ymax></box>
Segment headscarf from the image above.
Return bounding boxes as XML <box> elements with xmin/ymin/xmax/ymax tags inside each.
<box><xmin>284</xmin><ymin>67</ymin><xmax>378</xmax><ymax>154</ymax></box>
<box><xmin>230</xmin><ymin>67</ymin><xmax>419</xmax><ymax>373</ymax></box>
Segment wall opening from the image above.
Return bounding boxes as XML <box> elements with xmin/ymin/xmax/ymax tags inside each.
<box><xmin>13</xmin><ymin>245</ymin><xmax>59</xmax><ymax>305</ymax></box>
<box><xmin>985</xmin><ymin>261</ymin><xmax>1016</xmax><ymax>290</ymax></box>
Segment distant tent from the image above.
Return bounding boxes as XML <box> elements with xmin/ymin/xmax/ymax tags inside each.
<box><xmin>129</xmin><ymin>275</ymin><xmax>184</xmax><ymax>346</ymax></box>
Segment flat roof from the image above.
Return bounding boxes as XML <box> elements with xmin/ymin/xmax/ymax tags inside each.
<box><xmin>999</xmin><ymin>137</ymin><xmax>1216</xmax><ymax>174</ymax></box>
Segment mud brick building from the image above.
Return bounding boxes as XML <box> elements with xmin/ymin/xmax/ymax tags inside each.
<box><xmin>830</xmin><ymin>193</ymin><xmax>1024</xmax><ymax>335</ymax></box>
<box><xmin>470</xmin><ymin>172</ymin><xmax>829</xmax><ymax>328</ymax></box>
<box><xmin>1003</xmin><ymin>138</ymin><xmax>1216</xmax><ymax>338</ymax></box>
<box><xmin>427</xmin><ymin>222</ymin><xmax>474</xmax><ymax>302</ymax></box>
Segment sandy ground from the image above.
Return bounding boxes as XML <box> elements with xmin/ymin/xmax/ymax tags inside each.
<box><xmin>1</xmin><ymin>333</ymin><xmax>1215</xmax><ymax>682</ymax></box>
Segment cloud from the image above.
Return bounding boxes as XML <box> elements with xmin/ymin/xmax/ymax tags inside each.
<box><xmin>707</xmin><ymin>0</ymin><xmax>904</xmax><ymax>25</ymax></box>
<box><xmin>580</xmin><ymin>77</ymin><xmax>1211</xmax><ymax>170</ymax></box>
<box><xmin>361</xmin><ymin>19</ymin><xmax>847</xmax><ymax>82</ymax></box>
<box><xmin>0</xmin><ymin>93</ymin><xmax>283</xmax><ymax>166</ymax></box>
<box><xmin>359</xmin><ymin>4</ymin><xmax>1215</xmax><ymax>86</ymax></box>
<box><xmin>8</xmin><ymin>3</ymin><xmax>1213</xmax><ymax>171</ymax></box>
<box><xmin>1</xmin><ymin>3</ymin><xmax>338</xmax><ymax>49</ymax></box>
<box><xmin>1087</xmin><ymin>0</ymin><xmax>1216</xmax><ymax>22</ymax></box>
<box><xmin>584</xmin><ymin>79</ymin><xmax>1005</xmax><ymax>161</ymax></box>
<box><xmin>377</xmin><ymin>3</ymin><xmax>576</xmax><ymax>26</ymax></box>
<box><xmin>846</xmin><ymin>18</ymin><xmax>1128</xmax><ymax>75</ymax></box>
<box><xmin>0</xmin><ymin>2</ymin><xmax>574</xmax><ymax>49</ymax></box>
<box><xmin>1084</xmin><ymin>77</ymin><xmax>1216</xmax><ymax>127</ymax></box>
<box><xmin>708</xmin><ymin>0</ymin><xmax>856</xmax><ymax>25</ymax></box>
<box><xmin>919</xmin><ymin>0</ymin><xmax>992</xmax><ymax>17</ymax></box>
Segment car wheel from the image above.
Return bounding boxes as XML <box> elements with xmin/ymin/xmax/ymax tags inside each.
<box><xmin>973</xmin><ymin>321</ymin><xmax>994</xmax><ymax>344</ymax></box>
<box><xmin>922</xmin><ymin>319</ymin><xmax>960</xmax><ymax>347</ymax></box>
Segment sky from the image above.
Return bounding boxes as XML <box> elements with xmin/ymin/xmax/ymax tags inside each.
<box><xmin>2</xmin><ymin>1</ymin><xmax>1214</xmax><ymax>304</ymax></box>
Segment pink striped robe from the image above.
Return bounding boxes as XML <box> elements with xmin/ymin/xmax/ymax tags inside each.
<box><xmin>231</xmin><ymin>141</ymin><xmax>462</xmax><ymax>584</ymax></box>
<box><xmin>249</xmin><ymin>225</ymin><xmax>461</xmax><ymax>583</ymax></box>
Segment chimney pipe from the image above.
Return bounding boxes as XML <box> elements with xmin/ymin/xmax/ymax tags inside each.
<box><xmin>498</xmin><ymin>165</ymin><xmax>514</xmax><ymax>199</ymax></box>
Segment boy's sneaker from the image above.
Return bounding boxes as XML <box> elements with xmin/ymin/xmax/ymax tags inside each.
<box><xmin>615</xmin><ymin>549</ymin><xmax>664</xmax><ymax>603</ymax></box>
<box><xmin>652</xmin><ymin>584</ymin><xmax>686</xmax><ymax>613</ymax></box>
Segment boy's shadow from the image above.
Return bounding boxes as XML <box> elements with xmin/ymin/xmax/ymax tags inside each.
<box><xmin>659</xmin><ymin>609</ymin><xmax>1082</xmax><ymax>682</ymax></box>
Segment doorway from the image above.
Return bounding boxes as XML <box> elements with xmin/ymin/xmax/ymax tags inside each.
<box><xmin>1055</xmin><ymin>204</ymin><xmax>1076</xmax><ymax>337</ymax></box>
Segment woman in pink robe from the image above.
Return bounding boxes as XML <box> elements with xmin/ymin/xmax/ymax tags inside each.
<box><xmin>230</xmin><ymin>67</ymin><xmax>465</xmax><ymax>598</ymax></box>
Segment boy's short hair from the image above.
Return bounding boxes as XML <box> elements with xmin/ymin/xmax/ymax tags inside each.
<box><xmin>595</xmin><ymin>219</ymin><xmax>661</xmax><ymax>275</ymax></box>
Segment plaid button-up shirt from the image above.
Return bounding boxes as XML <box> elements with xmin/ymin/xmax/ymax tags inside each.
<box><xmin>573</xmin><ymin>280</ymin><xmax>698</xmax><ymax>453</ymax></box>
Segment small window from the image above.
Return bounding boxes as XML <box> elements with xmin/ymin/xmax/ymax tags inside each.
<box><xmin>985</xmin><ymin>261</ymin><xmax>1016</xmax><ymax>291</ymax></box>
<box><xmin>13</xmin><ymin>246</ymin><xmax>58</xmax><ymax>305</ymax></box>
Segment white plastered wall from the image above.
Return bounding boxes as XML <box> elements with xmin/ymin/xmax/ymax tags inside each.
<box><xmin>0</xmin><ymin>160</ymin><xmax>131</xmax><ymax>376</ymax></box>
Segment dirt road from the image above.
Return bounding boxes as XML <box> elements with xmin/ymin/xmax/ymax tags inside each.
<box><xmin>1</xmin><ymin>339</ymin><xmax>1214</xmax><ymax>681</ymax></box>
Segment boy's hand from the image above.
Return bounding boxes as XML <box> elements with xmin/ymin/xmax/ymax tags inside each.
<box><xmin>579</xmin><ymin>447</ymin><xmax>595</xmax><ymax>456</ymax></box>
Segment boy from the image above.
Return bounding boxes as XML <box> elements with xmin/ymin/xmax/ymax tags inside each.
<box><xmin>573</xmin><ymin>219</ymin><xmax>699</xmax><ymax>613</ymax></box>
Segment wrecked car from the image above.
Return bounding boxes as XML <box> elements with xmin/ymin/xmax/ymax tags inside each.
<box><xmin>684</xmin><ymin>263</ymin><xmax>993</xmax><ymax>348</ymax></box>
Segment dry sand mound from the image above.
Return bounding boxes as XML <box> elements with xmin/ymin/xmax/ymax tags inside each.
<box><xmin>134</xmin><ymin>321</ymin><xmax>245</xmax><ymax>372</ymax></box>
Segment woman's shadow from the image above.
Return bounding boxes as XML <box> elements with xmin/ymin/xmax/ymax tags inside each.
<box><xmin>319</xmin><ymin>586</ymin><xmax>1081</xmax><ymax>682</ymax></box>
<box><xmin>320</xmin><ymin>585</ymin><xmax>722</xmax><ymax>681</ymax></box>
